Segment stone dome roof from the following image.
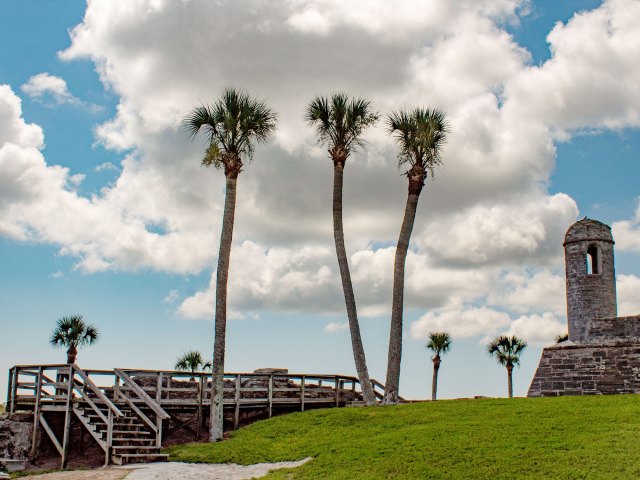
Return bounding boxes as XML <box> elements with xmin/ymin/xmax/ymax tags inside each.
<box><xmin>564</xmin><ymin>218</ymin><xmax>613</xmax><ymax>246</ymax></box>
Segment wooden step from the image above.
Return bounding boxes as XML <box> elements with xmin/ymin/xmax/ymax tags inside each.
<box><xmin>112</xmin><ymin>445</ymin><xmax>162</xmax><ymax>451</ymax></box>
<box><xmin>111</xmin><ymin>438</ymin><xmax>156</xmax><ymax>445</ymax></box>
<box><xmin>111</xmin><ymin>453</ymin><xmax>169</xmax><ymax>465</ymax></box>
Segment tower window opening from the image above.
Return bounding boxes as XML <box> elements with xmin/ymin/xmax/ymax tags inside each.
<box><xmin>586</xmin><ymin>245</ymin><xmax>599</xmax><ymax>275</ymax></box>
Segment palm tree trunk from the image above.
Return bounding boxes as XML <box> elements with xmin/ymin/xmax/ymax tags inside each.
<box><xmin>383</xmin><ymin>190</ymin><xmax>421</xmax><ymax>404</ymax></box>
<box><xmin>432</xmin><ymin>356</ymin><xmax>440</xmax><ymax>401</ymax></box>
<box><xmin>507</xmin><ymin>364</ymin><xmax>513</xmax><ymax>398</ymax></box>
<box><xmin>333</xmin><ymin>162</ymin><xmax>376</xmax><ymax>405</ymax></box>
<box><xmin>209</xmin><ymin>175</ymin><xmax>237</xmax><ymax>442</ymax></box>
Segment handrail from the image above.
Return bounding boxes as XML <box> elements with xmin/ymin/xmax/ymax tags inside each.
<box><xmin>114</xmin><ymin>368</ymin><xmax>169</xmax><ymax>419</ymax></box>
<box><xmin>72</xmin><ymin>365</ymin><xmax>123</xmax><ymax>418</ymax></box>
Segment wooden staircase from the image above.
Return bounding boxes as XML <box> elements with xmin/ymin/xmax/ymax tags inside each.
<box><xmin>73</xmin><ymin>403</ymin><xmax>168</xmax><ymax>465</ymax></box>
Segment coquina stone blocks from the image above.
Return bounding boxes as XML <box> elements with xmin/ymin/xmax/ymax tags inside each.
<box><xmin>528</xmin><ymin>219</ymin><xmax>640</xmax><ymax>397</ymax></box>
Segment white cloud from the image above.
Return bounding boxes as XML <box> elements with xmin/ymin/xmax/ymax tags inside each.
<box><xmin>617</xmin><ymin>274</ymin><xmax>640</xmax><ymax>317</ymax></box>
<box><xmin>21</xmin><ymin>73</ymin><xmax>78</xmax><ymax>104</ymax></box>
<box><xmin>488</xmin><ymin>269</ymin><xmax>566</xmax><ymax>316</ymax></box>
<box><xmin>21</xmin><ymin>73</ymin><xmax>101</xmax><ymax>112</ymax></box>
<box><xmin>410</xmin><ymin>302</ymin><xmax>512</xmax><ymax>340</ymax></box>
<box><xmin>504</xmin><ymin>0</ymin><xmax>640</xmax><ymax>133</ymax></box>
<box><xmin>612</xmin><ymin>199</ymin><xmax>640</xmax><ymax>253</ymax></box>
<box><xmin>50</xmin><ymin>271</ymin><xmax>65</xmax><ymax>279</ymax></box>
<box><xmin>502</xmin><ymin>312</ymin><xmax>565</xmax><ymax>345</ymax></box>
<box><xmin>0</xmin><ymin>1</ymin><xmax>637</xmax><ymax>330</ymax></box>
<box><xmin>95</xmin><ymin>162</ymin><xmax>118</xmax><ymax>172</ymax></box>
<box><xmin>325</xmin><ymin>322</ymin><xmax>348</xmax><ymax>333</ymax></box>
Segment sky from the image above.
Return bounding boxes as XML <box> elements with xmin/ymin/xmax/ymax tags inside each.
<box><xmin>1</xmin><ymin>0</ymin><xmax>640</xmax><ymax>401</ymax></box>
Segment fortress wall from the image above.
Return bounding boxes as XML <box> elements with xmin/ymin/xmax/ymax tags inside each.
<box><xmin>528</xmin><ymin>342</ymin><xmax>640</xmax><ymax>397</ymax></box>
<box><xmin>584</xmin><ymin>315</ymin><xmax>640</xmax><ymax>344</ymax></box>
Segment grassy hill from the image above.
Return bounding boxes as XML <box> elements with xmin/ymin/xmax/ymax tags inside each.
<box><xmin>167</xmin><ymin>395</ymin><xmax>640</xmax><ymax>479</ymax></box>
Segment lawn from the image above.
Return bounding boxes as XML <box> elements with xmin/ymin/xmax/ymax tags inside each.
<box><xmin>167</xmin><ymin>395</ymin><xmax>640</xmax><ymax>479</ymax></box>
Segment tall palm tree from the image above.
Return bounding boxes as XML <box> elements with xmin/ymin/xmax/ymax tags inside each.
<box><xmin>487</xmin><ymin>335</ymin><xmax>527</xmax><ymax>398</ymax></box>
<box><xmin>383</xmin><ymin>108</ymin><xmax>449</xmax><ymax>404</ymax></box>
<box><xmin>306</xmin><ymin>94</ymin><xmax>378</xmax><ymax>405</ymax></box>
<box><xmin>426</xmin><ymin>332</ymin><xmax>451</xmax><ymax>401</ymax></box>
<box><xmin>175</xmin><ymin>350</ymin><xmax>212</xmax><ymax>381</ymax></box>
<box><xmin>183</xmin><ymin>88</ymin><xmax>276</xmax><ymax>441</ymax></box>
<box><xmin>49</xmin><ymin>315</ymin><xmax>99</xmax><ymax>364</ymax></box>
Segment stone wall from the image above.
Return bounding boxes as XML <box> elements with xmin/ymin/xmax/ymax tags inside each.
<box><xmin>584</xmin><ymin>316</ymin><xmax>640</xmax><ymax>345</ymax></box>
<box><xmin>528</xmin><ymin>343</ymin><xmax>640</xmax><ymax>397</ymax></box>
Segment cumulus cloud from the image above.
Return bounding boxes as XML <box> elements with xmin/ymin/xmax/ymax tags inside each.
<box><xmin>410</xmin><ymin>302</ymin><xmax>512</xmax><ymax>340</ymax></box>
<box><xmin>0</xmin><ymin>84</ymin><xmax>214</xmax><ymax>272</ymax></box>
<box><xmin>612</xmin><ymin>199</ymin><xmax>640</xmax><ymax>253</ymax></box>
<box><xmin>618</xmin><ymin>274</ymin><xmax>640</xmax><ymax>317</ymax></box>
<box><xmin>95</xmin><ymin>161</ymin><xmax>118</xmax><ymax>172</ymax></box>
<box><xmin>21</xmin><ymin>72</ymin><xmax>101</xmax><ymax>112</ymax></box>
<box><xmin>0</xmin><ymin>0</ymin><xmax>638</xmax><ymax>330</ymax></box>
<box><xmin>502</xmin><ymin>312</ymin><xmax>565</xmax><ymax>345</ymax></box>
<box><xmin>504</xmin><ymin>0</ymin><xmax>640</xmax><ymax>134</ymax></box>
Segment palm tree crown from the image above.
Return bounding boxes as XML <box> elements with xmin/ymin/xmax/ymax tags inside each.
<box><xmin>50</xmin><ymin>315</ymin><xmax>99</xmax><ymax>364</ymax></box>
<box><xmin>387</xmin><ymin>108</ymin><xmax>449</xmax><ymax>193</ymax></box>
<box><xmin>487</xmin><ymin>335</ymin><xmax>527</xmax><ymax>367</ymax></box>
<box><xmin>183</xmin><ymin>88</ymin><xmax>277</xmax><ymax>177</ymax></box>
<box><xmin>306</xmin><ymin>93</ymin><xmax>378</xmax><ymax>165</ymax></box>
<box><xmin>175</xmin><ymin>350</ymin><xmax>212</xmax><ymax>373</ymax></box>
<box><xmin>426</xmin><ymin>332</ymin><xmax>451</xmax><ymax>358</ymax></box>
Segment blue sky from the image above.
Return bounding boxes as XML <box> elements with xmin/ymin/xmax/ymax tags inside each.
<box><xmin>1</xmin><ymin>0</ymin><xmax>640</xmax><ymax>401</ymax></box>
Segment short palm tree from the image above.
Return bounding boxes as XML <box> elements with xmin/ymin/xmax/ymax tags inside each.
<box><xmin>175</xmin><ymin>350</ymin><xmax>212</xmax><ymax>381</ymax></box>
<box><xmin>487</xmin><ymin>335</ymin><xmax>527</xmax><ymax>398</ymax></box>
<box><xmin>183</xmin><ymin>88</ymin><xmax>276</xmax><ymax>441</ymax></box>
<box><xmin>426</xmin><ymin>332</ymin><xmax>451</xmax><ymax>401</ymax></box>
<box><xmin>306</xmin><ymin>93</ymin><xmax>378</xmax><ymax>406</ymax></box>
<box><xmin>383</xmin><ymin>108</ymin><xmax>449</xmax><ymax>404</ymax></box>
<box><xmin>49</xmin><ymin>315</ymin><xmax>99</xmax><ymax>364</ymax></box>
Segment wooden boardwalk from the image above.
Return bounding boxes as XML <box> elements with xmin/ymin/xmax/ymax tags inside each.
<box><xmin>6</xmin><ymin>364</ymin><xmax>390</xmax><ymax>468</ymax></box>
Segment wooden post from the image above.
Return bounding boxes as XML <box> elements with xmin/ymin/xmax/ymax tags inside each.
<box><xmin>233</xmin><ymin>374</ymin><xmax>241</xmax><ymax>430</ymax></box>
<box><xmin>31</xmin><ymin>366</ymin><xmax>44</xmax><ymax>458</ymax></box>
<box><xmin>156</xmin><ymin>372</ymin><xmax>163</xmax><ymax>403</ymax></box>
<box><xmin>61</xmin><ymin>366</ymin><xmax>74</xmax><ymax>469</ymax></box>
<box><xmin>6</xmin><ymin>367</ymin><xmax>14</xmax><ymax>414</ymax></box>
<box><xmin>114</xmin><ymin>374</ymin><xmax>120</xmax><ymax>403</ymax></box>
<box><xmin>105</xmin><ymin>409</ymin><xmax>113</xmax><ymax>466</ymax></box>
<box><xmin>10</xmin><ymin>367</ymin><xmax>18</xmax><ymax>415</ymax></box>
<box><xmin>300</xmin><ymin>376</ymin><xmax>305</xmax><ymax>412</ymax></box>
<box><xmin>195</xmin><ymin>374</ymin><xmax>204</xmax><ymax>440</ymax></box>
<box><xmin>335</xmin><ymin>376</ymin><xmax>340</xmax><ymax>407</ymax></box>
<box><xmin>268</xmin><ymin>375</ymin><xmax>273</xmax><ymax>419</ymax></box>
<box><xmin>156</xmin><ymin>417</ymin><xmax>163</xmax><ymax>448</ymax></box>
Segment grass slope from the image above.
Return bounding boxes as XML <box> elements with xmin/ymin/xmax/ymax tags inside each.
<box><xmin>167</xmin><ymin>396</ymin><xmax>640</xmax><ymax>479</ymax></box>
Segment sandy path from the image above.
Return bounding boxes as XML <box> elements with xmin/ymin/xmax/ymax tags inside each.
<box><xmin>15</xmin><ymin>459</ymin><xmax>311</xmax><ymax>480</ymax></box>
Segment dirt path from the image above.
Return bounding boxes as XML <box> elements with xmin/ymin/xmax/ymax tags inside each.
<box><xmin>16</xmin><ymin>459</ymin><xmax>311</xmax><ymax>480</ymax></box>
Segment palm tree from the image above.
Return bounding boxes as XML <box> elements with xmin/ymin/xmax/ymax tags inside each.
<box><xmin>426</xmin><ymin>332</ymin><xmax>451</xmax><ymax>401</ymax></box>
<box><xmin>383</xmin><ymin>108</ymin><xmax>449</xmax><ymax>404</ymax></box>
<box><xmin>487</xmin><ymin>335</ymin><xmax>527</xmax><ymax>398</ymax></box>
<box><xmin>306</xmin><ymin>94</ymin><xmax>378</xmax><ymax>406</ymax></box>
<box><xmin>175</xmin><ymin>350</ymin><xmax>212</xmax><ymax>381</ymax></box>
<box><xmin>183</xmin><ymin>88</ymin><xmax>276</xmax><ymax>441</ymax></box>
<box><xmin>49</xmin><ymin>315</ymin><xmax>99</xmax><ymax>364</ymax></box>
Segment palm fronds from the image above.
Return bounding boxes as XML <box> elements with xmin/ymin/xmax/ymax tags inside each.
<box><xmin>426</xmin><ymin>332</ymin><xmax>452</xmax><ymax>357</ymax></box>
<box><xmin>306</xmin><ymin>93</ymin><xmax>378</xmax><ymax>157</ymax></box>
<box><xmin>487</xmin><ymin>335</ymin><xmax>527</xmax><ymax>367</ymax></box>
<box><xmin>183</xmin><ymin>88</ymin><xmax>277</xmax><ymax>168</ymax></box>
<box><xmin>49</xmin><ymin>315</ymin><xmax>99</xmax><ymax>350</ymax></box>
<box><xmin>386</xmin><ymin>107</ymin><xmax>449</xmax><ymax>177</ymax></box>
<box><xmin>175</xmin><ymin>350</ymin><xmax>212</xmax><ymax>373</ymax></box>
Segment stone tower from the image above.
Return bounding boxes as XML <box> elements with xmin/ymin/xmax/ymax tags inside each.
<box><xmin>564</xmin><ymin>218</ymin><xmax>617</xmax><ymax>344</ymax></box>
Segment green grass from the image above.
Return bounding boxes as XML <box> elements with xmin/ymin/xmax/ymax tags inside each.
<box><xmin>167</xmin><ymin>395</ymin><xmax>640</xmax><ymax>479</ymax></box>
